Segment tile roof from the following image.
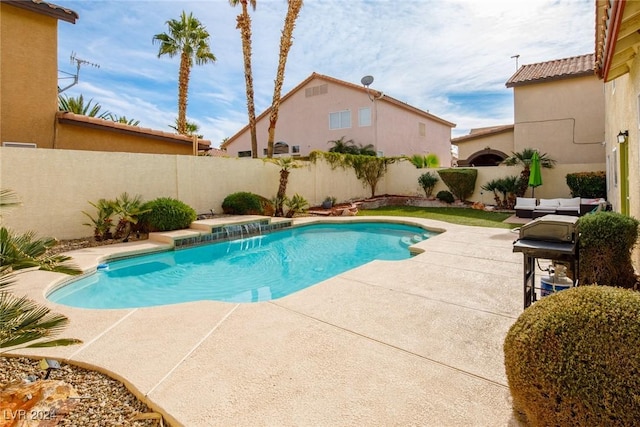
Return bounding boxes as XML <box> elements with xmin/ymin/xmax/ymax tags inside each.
<box><xmin>505</xmin><ymin>54</ymin><xmax>595</xmax><ymax>88</ymax></box>
<box><xmin>56</xmin><ymin>112</ymin><xmax>212</xmax><ymax>150</ymax></box>
<box><xmin>451</xmin><ymin>124</ymin><xmax>514</xmax><ymax>143</ymax></box>
<box><xmin>4</xmin><ymin>0</ymin><xmax>78</xmax><ymax>23</ymax></box>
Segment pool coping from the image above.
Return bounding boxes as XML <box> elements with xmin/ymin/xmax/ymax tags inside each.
<box><xmin>5</xmin><ymin>216</ymin><xmax>525</xmax><ymax>426</ymax></box>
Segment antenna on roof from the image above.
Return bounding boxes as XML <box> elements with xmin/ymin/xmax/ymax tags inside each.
<box><xmin>511</xmin><ymin>54</ymin><xmax>520</xmax><ymax>70</ymax></box>
<box><xmin>58</xmin><ymin>51</ymin><xmax>100</xmax><ymax>93</ymax></box>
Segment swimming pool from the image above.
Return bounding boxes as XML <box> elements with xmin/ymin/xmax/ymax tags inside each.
<box><xmin>48</xmin><ymin>222</ymin><xmax>435</xmax><ymax>308</ymax></box>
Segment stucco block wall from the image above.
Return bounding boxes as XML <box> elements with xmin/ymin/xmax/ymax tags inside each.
<box><xmin>0</xmin><ymin>148</ymin><xmax>604</xmax><ymax>240</ymax></box>
<box><xmin>513</xmin><ymin>76</ymin><xmax>605</xmax><ymax>164</ymax></box>
<box><xmin>1</xmin><ymin>4</ymin><xmax>58</xmax><ymax>147</ymax></box>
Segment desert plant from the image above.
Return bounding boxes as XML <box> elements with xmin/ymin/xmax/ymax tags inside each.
<box><xmin>140</xmin><ymin>197</ymin><xmax>196</xmax><ymax>231</ymax></box>
<box><xmin>112</xmin><ymin>193</ymin><xmax>150</xmax><ymax>242</ymax></box>
<box><xmin>504</xmin><ymin>286</ymin><xmax>640</xmax><ymax>426</ymax></box>
<box><xmin>222</xmin><ymin>192</ymin><xmax>264</xmax><ymax>215</ymax></box>
<box><xmin>408</xmin><ymin>153</ymin><xmax>439</xmax><ymax>169</ymax></box>
<box><xmin>566</xmin><ymin>171</ymin><xmax>606</xmax><ymax>199</ymax></box>
<box><xmin>284</xmin><ymin>193</ymin><xmax>309</xmax><ymax>218</ymax></box>
<box><xmin>436</xmin><ymin>190</ymin><xmax>454</xmax><ymax>204</ymax></box>
<box><xmin>481</xmin><ymin>176</ymin><xmax>520</xmax><ymax>209</ymax></box>
<box><xmin>83</xmin><ymin>198</ymin><xmax>117</xmax><ymax>241</ymax></box>
<box><xmin>437</xmin><ymin>168</ymin><xmax>477</xmax><ymax>202</ymax></box>
<box><xmin>578</xmin><ymin>212</ymin><xmax>639</xmax><ymax>288</ymax></box>
<box><xmin>502</xmin><ymin>148</ymin><xmax>556</xmax><ymax>197</ymax></box>
<box><xmin>0</xmin><ymin>189</ymin><xmax>82</xmax><ymax>351</ymax></box>
<box><xmin>418</xmin><ymin>172</ymin><xmax>439</xmax><ymax>198</ymax></box>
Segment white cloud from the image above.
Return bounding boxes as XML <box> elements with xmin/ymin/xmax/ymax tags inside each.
<box><xmin>56</xmin><ymin>0</ymin><xmax>595</xmax><ymax>147</ymax></box>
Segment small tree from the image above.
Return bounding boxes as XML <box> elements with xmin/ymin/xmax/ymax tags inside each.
<box><xmin>264</xmin><ymin>157</ymin><xmax>302</xmax><ymax>217</ymax></box>
<box><xmin>418</xmin><ymin>172</ymin><xmax>439</xmax><ymax>198</ymax></box>
<box><xmin>502</xmin><ymin>148</ymin><xmax>556</xmax><ymax>197</ymax></box>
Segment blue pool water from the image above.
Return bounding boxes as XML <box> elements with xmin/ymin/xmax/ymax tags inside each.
<box><xmin>48</xmin><ymin>222</ymin><xmax>435</xmax><ymax>309</ymax></box>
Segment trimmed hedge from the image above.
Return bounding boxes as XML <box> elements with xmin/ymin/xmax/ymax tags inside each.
<box><xmin>222</xmin><ymin>192</ymin><xmax>274</xmax><ymax>216</ymax></box>
<box><xmin>566</xmin><ymin>171</ymin><xmax>606</xmax><ymax>199</ymax></box>
<box><xmin>140</xmin><ymin>197</ymin><xmax>196</xmax><ymax>232</ymax></box>
<box><xmin>578</xmin><ymin>211</ymin><xmax>639</xmax><ymax>288</ymax></box>
<box><xmin>504</xmin><ymin>286</ymin><xmax>640</xmax><ymax>426</ymax></box>
<box><xmin>436</xmin><ymin>190</ymin><xmax>454</xmax><ymax>204</ymax></box>
<box><xmin>437</xmin><ymin>168</ymin><xmax>477</xmax><ymax>201</ymax></box>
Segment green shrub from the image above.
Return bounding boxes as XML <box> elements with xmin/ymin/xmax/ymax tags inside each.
<box><xmin>566</xmin><ymin>171</ymin><xmax>606</xmax><ymax>198</ymax></box>
<box><xmin>436</xmin><ymin>190</ymin><xmax>454</xmax><ymax>204</ymax></box>
<box><xmin>140</xmin><ymin>197</ymin><xmax>196</xmax><ymax>232</ymax></box>
<box><xmin>578</xmin><ymin>212</ymin><xmax>639</xmax><ymax>288</ymax></box>
<box><xmin>437</xmin><ymin>168</ymin><xmax>477</xmax><ymax>202</ymax></box>
<box><xmin>418</xmin><ymin>172</ymin><xmax>439</xmax><ymax>198</ymax></box>
<box><xmin>504</xmin><ymin>286</ymin><xmax>640</xmax><ymax>426</ymax></box>
<box><xmin>284</xmin><ymin>193</ymin><xmax>309</xmax><ymax>218</ymax></box>
<box><xmin>222</xmin><ymin>192</ymin><xmax>269</xmax><ymax>215</ymax></box>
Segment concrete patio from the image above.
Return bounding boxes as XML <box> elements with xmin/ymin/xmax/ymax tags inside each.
<box><xmin>9</xmin><ymin>216</ymin><xmax>526</xmax><ymax>426</ymax></box>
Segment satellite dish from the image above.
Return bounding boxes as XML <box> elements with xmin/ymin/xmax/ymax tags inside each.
<box><xmin>360</xmin><ymin>75</ymin><xmax>374</xmax><ymax>87</ymax></box>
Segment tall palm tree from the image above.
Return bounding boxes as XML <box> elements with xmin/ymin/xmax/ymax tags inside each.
<box><xmin>153</xmin><ymin>11</ymin><xmax>216</xmax><ymax>135</ymax></box>
<box><xmin>230</xmin><ymin>0</ymin><xmax>258</xmax><ymax>158</ymax></box>
<box><xmin>502</xmin><ymin>148</ymin><xmax>556</xmax><ymax>197</ymax></box>
<box><xmin>266</xmin><ymin>0</ymin><xmax>303</xmax><ymax>158</ymax></box>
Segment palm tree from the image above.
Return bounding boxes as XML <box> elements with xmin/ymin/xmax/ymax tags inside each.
<box><xmin>266</xmin><ymin>0</ymin><xmax>304</xmax><ymax>158</ymax></box>
<box><xmin>230</xmin><ymin>0</ymin><xmax>258</xmax><ymax>158</ymax></box>
<box><xmin>0</xmin><ymin>189</ymin><xmax>82</xmax><ymax>351</ymax></box>
<box><xmin>110</xmin><ymin>115</ymin><xmax>140</xmax><ymax>126</ymax></box>
<box><xmin>58</xmin><ymin>94</ymin><xmax>111</xmax><ymax>119</ymax></box>
<box><xmin>502</xmin><ymin>148</ymin><xmax>556</xmax><ymax>197</ymax></box>
<box><xmin>169</xmin><ymin>118</ymin><xmax>203</xmax><ymax>138</ymax></box>
<box><xmin>328</xmin><ymin>136</ymin><xmax>356</xmax><ymax>154</ymax></box>
<box><xmin>153</xmin><ymin>11</ymin><xmax>216</xmax><ymax>135</ymax></box>
<box><xmin>265</xmin><ymin>157</ymin><xmax>302</xmax><ymax>216</ymax></box>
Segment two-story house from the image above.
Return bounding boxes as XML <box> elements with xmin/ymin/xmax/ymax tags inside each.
<box><xmin>222</xmin><ymin>72</ymin><xmax>455</xmax><ymax>165</ymax></box>
<box><xmin>454</xmin><ymin>54</ymin><xmax>605</xmax><ymax>167</ymax></box>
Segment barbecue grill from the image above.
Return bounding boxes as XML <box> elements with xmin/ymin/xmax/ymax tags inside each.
<box><xmin>513</xmin><ymin>215</ymin><xmax>579</xmax><ymax>308</ymax></box>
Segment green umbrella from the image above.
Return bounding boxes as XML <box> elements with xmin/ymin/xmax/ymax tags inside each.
<box><xmin>528</xmin><ymin>151</ymin><xmax>542</xmax><ymax>197</ymax></box>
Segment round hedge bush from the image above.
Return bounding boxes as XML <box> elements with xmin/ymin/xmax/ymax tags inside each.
<box><xmin>504</xmin><ymin>286</ymin><xmax>640</xmax><ymax>426</ymax></box>
<box><xmin>436</xmin><ymin>190</ymin><xmax>454</xmax><ymax>204</ymax></box>
<box><xmin>140</xmin><ymin>197</ymin><xmax>196</xmax><ymax>232</ymax></box>
<box><xmin>578</xmin><ymin>211</ymin><xmax>639</xmax><ymax>288</ymax></box>
<box><xmin>222</xmin><ymin>192</ymin><xmax>274</xmax><ymax>216</ymax></box>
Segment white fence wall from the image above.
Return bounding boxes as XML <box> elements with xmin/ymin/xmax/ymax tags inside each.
<box><xmin>0</xmin><ymin>148</ymin><xmax>604</xmax><ymax>239</ymax></box>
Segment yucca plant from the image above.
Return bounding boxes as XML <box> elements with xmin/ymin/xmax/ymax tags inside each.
<box><xmin>112</xmin><ymin>193</ymin><xmax>149</xmax><ymax>242</ymax></box>
<box><xmin>83</xmin><ymin>198</ymin><xmax>116</xmax><ymax>241</ymax></box>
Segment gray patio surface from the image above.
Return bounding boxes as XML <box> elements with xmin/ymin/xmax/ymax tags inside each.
<box><xmin>8</xmin><ymin>216</ymin><xmax>526</xmax><ymax>426</ymax></box>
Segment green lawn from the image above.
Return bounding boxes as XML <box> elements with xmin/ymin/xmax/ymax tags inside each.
<box><xmin>357</xmin><ymin>205</ymin><xmax>520</xmax><ymax>229</ymax></box>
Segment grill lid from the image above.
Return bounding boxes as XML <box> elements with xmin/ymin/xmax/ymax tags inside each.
<box><xmin>518</xmin><ymin>214</ymin><xmax>578</xmax><ymax>243</ymax></box>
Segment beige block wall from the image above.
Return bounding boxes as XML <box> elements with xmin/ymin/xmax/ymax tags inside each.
<box><xmin>1</xmin><ymin>4</ymin><xmax>58</xmax><ymax>147</ymax></box>
<box><xmin>0</xmin><ymin>147</ymin><xmax>604</xmax><ymax>239</ymax></box>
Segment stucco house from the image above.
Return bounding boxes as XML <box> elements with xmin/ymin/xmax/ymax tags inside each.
<box><xmin>0</xmin><ymin>0</ymin><xmax>212</xmax><ymax>155</ymax></box>
<box><xmin>595</xmin><ymin>0</ymin><xmax>640</xmax><ymax>220</ymax></box>
<box><xmin>454</xmin><ymin>54</ymin><xmax>605</xmax><ymax>167</ymax></box>
<box><xmin>222</xmin><ymin>73</ymin><xmax>456</xmax><ymax>165</ymax></box>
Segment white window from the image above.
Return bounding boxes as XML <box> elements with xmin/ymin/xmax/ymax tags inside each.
<box><xmin>329</xmin><ymin>110</ymin><xmax>351</xmax><ymax>130</ymax></box>
<box><xmin>358</xmin><ymin>107</ymin><xmax>371</xmax><ymax>127</ymax></box>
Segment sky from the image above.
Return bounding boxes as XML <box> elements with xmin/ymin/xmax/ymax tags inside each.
<box><xmin>55</xmin><ymin>0</ymin><xmax>596</xmax><ymax>148</ymax></box>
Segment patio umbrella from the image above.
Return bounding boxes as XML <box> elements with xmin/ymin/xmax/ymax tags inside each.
<box><xmin>528</xmin><ymin>151</ymin><xmax>542</xmax><ymax>197</ymax></box>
